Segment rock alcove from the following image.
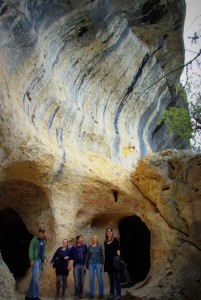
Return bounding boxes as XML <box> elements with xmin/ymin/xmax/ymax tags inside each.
<box><xmin>119</xmin><ymin>215</ymin><xmax>151</xmax><ymax>285</ymax></box>
<box><xmin>0</xmin><ymin>208</ymin><xmax>33</xmax><ymax>280</ymax></box>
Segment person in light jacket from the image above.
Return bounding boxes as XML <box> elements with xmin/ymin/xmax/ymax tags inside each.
<box><xmin>86</xmin><ymin>235</ymin><xmax>104</xmax><ymax>299</ymax></box>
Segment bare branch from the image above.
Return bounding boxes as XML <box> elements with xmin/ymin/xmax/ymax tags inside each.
<box><xmin>136</xmin><ymin>49</ymin><xmax>201</xmax><ymax>101</ymax></box>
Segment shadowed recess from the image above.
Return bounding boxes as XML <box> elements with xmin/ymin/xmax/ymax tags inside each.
<box><xmin>0</xmin><ymin>208</ymin><xmax>33</xmax><ymax>280</ymax></box>
<box><xmin>119</xmin><ymin>215</ymin><xmax>151</xmax><ymax>286</ymax></box>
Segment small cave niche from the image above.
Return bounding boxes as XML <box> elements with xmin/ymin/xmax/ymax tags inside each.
<box><xmin>91</xmin><ymin>214</ymin><xmax>118</xmax><ymax>235</ymax></box>
<box><xmin>118</xmin><ymin>215</ymin><xmax>151</xmax><ymax>286</ymax></box>
<box><xmin>0</xmin><ymin>207</ymin><xmax>33</xmax><ymax>280</ymax></box>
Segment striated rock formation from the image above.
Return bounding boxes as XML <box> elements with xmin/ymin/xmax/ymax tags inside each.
<box><xmin>0</xmin><ymin>0</ymin><xmax>186</xmax><ymax>171</ymax></box>
<box><xmin>1</xmin><ymin>0</ymin><xmax>201</xmax><ymax>300</ymax></box>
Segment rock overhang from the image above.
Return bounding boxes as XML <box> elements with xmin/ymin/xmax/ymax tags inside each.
<box><xmin>2</xmin><ymin>1</ymin><xmax>201</xmax><ymax>299</ymax></box>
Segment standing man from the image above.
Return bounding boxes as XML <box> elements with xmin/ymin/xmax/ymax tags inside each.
<box><xmin>25</xmin><ymin>228</ymin><xmax>48</xmax><ymax>300</ymax></box>
<box><xmin>68</xmin><ymin>235</ymin><xmax>87</xmax><ymax>299</ymax></box>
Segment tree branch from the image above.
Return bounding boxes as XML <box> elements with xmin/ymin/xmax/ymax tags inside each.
<box><xmin>136</xmin><ymin>49</ymin><xmax>201</xmax><ymax>101</ymax></box>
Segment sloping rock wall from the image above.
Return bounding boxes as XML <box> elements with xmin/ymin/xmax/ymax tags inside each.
<box><xmin>1</xmin><ymin>1</ymin><xmax>200</xmax><ymax>300</ymax></box>
<box><xmin>0</xmin><ymin>0</ymin><xmax>186</xmax><ymax>172</ymax></box>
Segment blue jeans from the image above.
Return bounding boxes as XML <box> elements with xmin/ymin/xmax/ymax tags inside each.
<box><xmin>107</xmin><ymin>271</ymin><xmax>121</xmax><ymax>297</ymax></box>
<box><xmin>56</xmin><ymin>275</ymin><xmax>67</xmax><ymax>295</ymax></box>
<box><xmin>27</xmin><ymin>259</ymin><xmax>42</xmax><ymax>298</ymax></box>
<box><xmin>89</xmin><ymin>263</ymin><xmax>104</xmax><ymax>296</ymax></box>
<box><xmin>74</xmin><ymin>264</ymin><xmax>85</xmax><ymax>296</ymax></box>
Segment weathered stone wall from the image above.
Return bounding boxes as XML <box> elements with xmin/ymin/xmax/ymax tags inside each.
<box><xmin>131</xmin><ymin>150</ymin><xmax>201</xmax><ymax>299</ymax></box>
<box><xmin>1</xmin><ymin>150</ymin><xmax>201</xmax><ymax>299</ymax></box>
<box><xmin>1</xmin><ymin>1</ymin><xmax>200</xmax><ymax>300</ymax></box>
<box><xmin>0</xmin><ymin>252</ymin><xmax>17</xmax><ymax>300</ymax></box>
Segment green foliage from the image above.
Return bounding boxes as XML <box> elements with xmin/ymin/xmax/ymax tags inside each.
<box><xmin>155</xmin><ymin>15</ymin><xmax>201</xmax><ymax>151</ymax></box>
<box><xmin>176</xmin><ymin>83</ymin><xmax>188</xmax><ymax>102</ymax></box>
<box><xmin>185</xmin><ymin>74</ymin><xmax>201</xmax><ymax>148</ymax></box>
<box><xmin>158</xmin><ymin>107</ymin><xmax>192</xmax><ymax>144</ymax></box>
<box><xmin>158</xmin><ymin>73</ymin><xmax>201</xmax><ymax>150</ymax></box>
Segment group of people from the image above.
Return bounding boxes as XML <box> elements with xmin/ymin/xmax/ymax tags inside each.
<box><xmin>25</xmin><ymin>228</ymin><xmax>122</xmax><ymax>300</ymax></box>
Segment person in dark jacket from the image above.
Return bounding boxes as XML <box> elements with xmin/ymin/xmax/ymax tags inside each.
<box><xmin>50</xmin><ymin>239</ymin><xmax>71</xmax><ymax>300</ymax></box>
<box><xmin>104</xmin><ymin>228</ymin><xmax>121</xmax><ymax>300</ymax></box>
<box><xmin>68</xmin><ymin>235</ymin><xmax>87</xmax><ymax>299</ymax></box>
<box><xmin>25</xmin><ymin>228</ymin><xmax>47</xmax><ymax>300</ymax></box>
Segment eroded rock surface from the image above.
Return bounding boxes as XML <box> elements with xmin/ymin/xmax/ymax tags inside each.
<box><xmin>1</xmin><ymin>1</ymin><xmax>200</xmax><ymax>300</ymax></box>
<box><xmin>131</xmin><ymin>150</ymin><xmax>201</xmax><ymax>299</ymax></box>
<box><xmin>0</xmin><ymin>0</ymin><xmax>186</xmax><ymax>172</ymax></box>
<box><xmin>0</xmin><ymin>252</ymin><xmax>17</xmax><ymax>300</ymax></box>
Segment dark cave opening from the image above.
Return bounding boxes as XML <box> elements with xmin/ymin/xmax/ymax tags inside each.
<box><xmin>0</xmin><ymin>208</ymin><xmax>33</xmax><ymax>280</ymax></box>
<box><xmin>118</xmin><ymin>215</ymin><xmax>151</xmax><ymax>286</ymax></box>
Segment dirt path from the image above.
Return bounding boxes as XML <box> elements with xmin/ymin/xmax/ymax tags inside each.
<box><xmin>16</xmin><ymin>295</ymin><xmax>88</xmax><ymax>300</ymax></box>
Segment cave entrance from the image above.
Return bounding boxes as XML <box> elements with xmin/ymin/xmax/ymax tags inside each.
<box><xmin>118</xmin><ymin>215</ymin><xmax>151</xmax><ymax>286</ymax></box>
<box><xmin>0</xmin><ymin>207</ymin><xmax>33</xmax><ymax>280</ymax></box>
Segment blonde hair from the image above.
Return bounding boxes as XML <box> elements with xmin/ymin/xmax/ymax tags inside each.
<box><xmin>91</xmin><ymin>235</ymin><xmax>99</xmax><ymax>244</ymax></box>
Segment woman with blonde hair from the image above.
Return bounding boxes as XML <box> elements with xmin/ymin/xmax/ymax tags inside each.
<box><xmin>86</xmin><ymin>235</ymin><xmax>104</xmax><ymax>299</ymax></box>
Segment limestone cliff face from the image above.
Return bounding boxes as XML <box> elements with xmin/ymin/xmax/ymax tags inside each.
<box><xmin>0</xmin><ymin>0</ymin><xmax>186</xmax><ymax>171</ymax></box>
<box><xmin>1</xmin><ymin>1</ymin><xmax>200</xmax><ymax>300</ymax></box>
